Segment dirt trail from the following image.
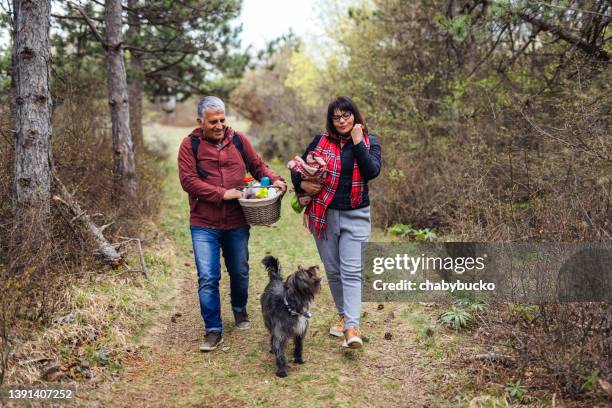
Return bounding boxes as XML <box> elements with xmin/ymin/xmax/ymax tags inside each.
<box><xmin>94</xmin><ymin>269</ymin><xmax>437</xmax><ymax>408</ymax></box>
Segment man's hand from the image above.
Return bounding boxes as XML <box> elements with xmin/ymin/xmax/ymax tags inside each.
<box><xmin>223</xmin><ymin>188</ymin><xmax>243</xmax><ymax>200</ymax></box>
<box><xmin>351</xmin><ymin>124</ymin><xmax>364</xmax><ymax>145</ymax></box>
<box><xmin>273</xmin><ymin>179</ymin><xmax>287</xmax><ymax>194</ymax></box>
<box><xmin>301</xmin><ymin>180</ymin><xmax>322</xmax><ymax>196</ymax></box>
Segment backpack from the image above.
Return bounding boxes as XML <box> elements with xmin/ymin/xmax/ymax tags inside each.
<box><xmin>190</xmin><ymin>130</ymin><xmax>253</xmax><ymax>179</ymax></box>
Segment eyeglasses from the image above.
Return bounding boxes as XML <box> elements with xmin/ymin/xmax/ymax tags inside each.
<box><xmin>332</xmin><ymin>112</ymin><xmax>352</xmax><ymax>122</ymax></box>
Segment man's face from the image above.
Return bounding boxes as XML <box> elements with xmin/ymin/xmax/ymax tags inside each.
<box><xmin>198</xmin><ymin>109</ymin><xmax>226</xmax><ymax>142</ymax></box>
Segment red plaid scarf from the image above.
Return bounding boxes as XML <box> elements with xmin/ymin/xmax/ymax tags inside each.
<box><xmin>305</xmin><ymin>132</ymin><xmax>371</xmax><ymax>239</ymax></box>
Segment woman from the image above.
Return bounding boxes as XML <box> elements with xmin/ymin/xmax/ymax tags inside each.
<box><xmin>291</xmin><ymin>96</ymin><xmax>382</xmax><ymax>348</ymax></box>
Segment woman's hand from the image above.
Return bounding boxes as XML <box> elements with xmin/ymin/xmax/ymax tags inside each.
<box><xmin>351</xmin><ymin>124</ymin><xmax>364</xmax><ymax>145</ymax></box>
<box><xmin>301</xmin><ymin>180</ymin><xmax>322</xmax><ymax>196</ymax></box>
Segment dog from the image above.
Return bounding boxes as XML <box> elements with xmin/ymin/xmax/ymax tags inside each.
<box><xmin>260</xmin><ymin>256</ymin><xmax>321</xmax><ymax>377</ymax></box>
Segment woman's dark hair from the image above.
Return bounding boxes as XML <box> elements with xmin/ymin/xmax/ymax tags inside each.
<box><xmin>326</xmin><ymin>96</ymin><xmax>364</xmax><ymax>136</ymax></box>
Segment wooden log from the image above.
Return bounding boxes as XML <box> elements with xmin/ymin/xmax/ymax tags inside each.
<box><xmin>52</xmin><ymin>173</ymin><xmax>122</xmax><ymax>266</ymax></box>
<box><xmin>470</xmin><ymin>352</ymin><xmax>515</xmax><ymax>364</ymax></box>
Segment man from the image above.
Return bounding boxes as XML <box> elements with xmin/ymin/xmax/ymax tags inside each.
<box><xmin>178</xmin><ymin>96</ymin><xmax>286</xmax><ymax>351</ymax></box>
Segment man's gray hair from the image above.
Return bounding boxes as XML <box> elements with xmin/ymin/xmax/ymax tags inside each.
<box><xmin>197</xmin><ymin>96</ymin><xmax>225</xmax><ymax>118</ymax></box>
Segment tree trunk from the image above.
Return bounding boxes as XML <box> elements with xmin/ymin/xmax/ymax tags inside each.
<box><xmin>12</xmin><ymin>0</ymin><xmax>53</xmax><ymax>217</ymax></box>
<box><xmin>127</xmin><ymin>0</ymin><xmax>144</xmax><ymax>150</ymax></box>
<box><xmin>105</xmin><ymin>0</ymin><xmax>137</xmax><ymax>201</ymax></box>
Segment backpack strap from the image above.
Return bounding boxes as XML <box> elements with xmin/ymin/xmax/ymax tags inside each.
<box><xmin>232</xmin><ymin>131</ymin><xmax>253</xmax><ymax>176</ymax></box>
<box><xmin>190</xmin><ymin>135</ymin><xmax>209</xmax><ymax>179</ymax></box>
<box><xmin>190</xmin><ymin>130</ymin><xmax>253</xmax><ymax>179</ymax></box>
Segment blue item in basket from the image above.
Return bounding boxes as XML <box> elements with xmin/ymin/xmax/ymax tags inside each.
<box><xmin>260</xmin><ymin>177</ymin><xmax>271</xmax><ymax>187</ymax></box>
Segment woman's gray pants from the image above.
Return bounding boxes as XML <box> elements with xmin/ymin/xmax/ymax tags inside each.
<box><xmin>314</xmin><ymin>206</ymin><xmax>371</xmax><ymax>329</ymax></box>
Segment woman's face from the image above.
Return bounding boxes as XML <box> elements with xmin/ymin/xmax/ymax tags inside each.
<box><xmin>332</xmin><ymin>109</ymin><xmax>354</xmax><ymax>135</ymax></box>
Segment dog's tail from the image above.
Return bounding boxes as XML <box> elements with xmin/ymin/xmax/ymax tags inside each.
<box><xmin>261</xmin><ymin>256</ymin><xmax>282</xmax><ymax>281</ymax></box>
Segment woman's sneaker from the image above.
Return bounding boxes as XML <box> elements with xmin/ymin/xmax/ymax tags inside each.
<box><xmin>329</xmin><ymin>315</ymin><xmax>345</xmax><ymax>337</ymax></box>
<box><xmin>199</xmin><ymin>332</ymin><xmax>223</xmax><ymax>352</ymax></box>
<box><xmin>344</xmin><ymin>326</ymin><xmax>363</xmax><ymax>349</ymax></box>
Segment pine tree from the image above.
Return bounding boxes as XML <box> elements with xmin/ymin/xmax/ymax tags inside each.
<box><xmin>105</xmin><ymin>0</ymin><xmax>137</xmax><ymax>200</ymax></box>
<box><xmin>12</xmin><ymin>0</ymin><xmax>53</xmax><ymax>218</ymax></box>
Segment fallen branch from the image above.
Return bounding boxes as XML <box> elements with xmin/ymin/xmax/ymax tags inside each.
<box><xmin>99</xmin><ymin>222</ymin><xmax>114</xmax><ymax>233</ymax></box>
<box><xmin>469</xmin><ymin>352</ymin><xmax>515</xmax><ymax>364</ymax></box>
<box><xmin>69</xmin><ymin>210</ymin><xmax>87</xmax><ymax>223</ymax></box>
<box><xmin>18</xmin><ymin>358</ymin><xmax>55</xmax><ymax>367</ymax></box>
<box><xmin>116</xmin><ymin>236</ymin><xmax>149</xmax><ymax>279</ymax></box>
<box><xmin>52</xmin><ymin>173</ymin><xmax>122</xmax><ymax>266</ymax></box>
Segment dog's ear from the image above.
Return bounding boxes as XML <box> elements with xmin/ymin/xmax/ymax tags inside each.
<box><xmin>307</xmin><ymin>265</ymin><xmax>322</xmax><ymax>281</ymax></box>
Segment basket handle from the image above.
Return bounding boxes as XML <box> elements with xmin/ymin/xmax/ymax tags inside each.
<box><xmin>237</xmin><ymin>185</ymin><xmax>286</xmax><ymax>200</ymax></box>
<box><xmin>237</xmin><ymin>185</ymin><xmax>283</xmax><ymax>191</ymax></box>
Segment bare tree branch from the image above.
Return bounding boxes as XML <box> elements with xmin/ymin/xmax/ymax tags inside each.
<box><xmin>145</xmin><ymin>52</ymin><xmax>189</xmax><ymax>76</ymax></box>
<box><xmin>466</xmin><ymin>23</ymin><xmax>509</xmax><ymax>79</ymax></box>
<box><xmin>516</xmin><ymin>10</ymin><xmax>610</xmax><ymax>61</ymax></box>
<box><xmin>67</xmin><ymin>1</ymin><xmax>107</xmax><ymax>49</ymax></box>
<box><xmin>51</xmin><ymin>13</ymin><xmax>103</xmax><ymax>23</ymax></box>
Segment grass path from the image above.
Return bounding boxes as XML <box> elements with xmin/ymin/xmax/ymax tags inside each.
<box><xmin>88</xmin><ymin>124</ymin><xmax>448</xmax><ymax>408</ymax></box>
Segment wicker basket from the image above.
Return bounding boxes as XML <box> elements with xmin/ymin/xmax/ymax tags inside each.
<box><xmin>238</xmin><ymin>189</ymin><xmax>283</xmax><ymax>226</ymax></box>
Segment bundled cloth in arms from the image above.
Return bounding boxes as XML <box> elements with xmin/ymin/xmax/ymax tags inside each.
<box><xmin>286</xmin><ymin>152</ymin><xmax>328</xmax><ymax>207</ymax></box>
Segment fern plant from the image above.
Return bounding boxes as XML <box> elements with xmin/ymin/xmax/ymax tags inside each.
<box><xmin>440</xmin><ymin>307</ymin><xmax>472</xmax><ymax>330</ymax></box>
<box><xmin>505</xmin><ymin>379</ymin><xmax>527</xmax><ymax>400</ymax></box>
<box><xmin>453</xmin><ymin>296</ymin><xmax>487</xmax><ymax>312</ymax></box>
<box><xmin>388</xmin><ymin>223</ymin><xmax>437</xmax><ymax>241</ymax></box>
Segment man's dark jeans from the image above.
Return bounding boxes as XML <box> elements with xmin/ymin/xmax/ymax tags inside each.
<box><xmin>190</xmin><ymin>225</ymin><xmax>250</xmax><ymax>333</ymax></box>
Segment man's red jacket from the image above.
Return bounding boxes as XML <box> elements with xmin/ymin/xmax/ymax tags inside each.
<box><xmin>178</xmin><ymin>127</ymin><xmax>281</xmax><ymax>229</ymax></box>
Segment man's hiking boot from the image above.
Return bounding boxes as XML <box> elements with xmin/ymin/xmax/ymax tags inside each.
<box><xmin>233</xmin><ymin>310</ymin><xmax>251</xmax><ymax>330</ymax></box>
<box><xmin>329</xmin><ymin>314</ymin><xmax>345</xmax><ymax>337</ymax></box>
<box><xmin>344</xmin><ymin>326</ymin><xmax>363</xmax><ymax>349</ymax></box>
<box><xmin>199</xmin><ymin>332</ymin><xmax>223</xmax><ymax>352</ymax></box>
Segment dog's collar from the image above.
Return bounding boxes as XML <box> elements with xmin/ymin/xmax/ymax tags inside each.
<box><xmin>283</xmin><ymin>296</ymin><xmax>312</xmax><ymax>319</ymax></box>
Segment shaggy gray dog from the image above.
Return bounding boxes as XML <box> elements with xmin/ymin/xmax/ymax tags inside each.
<box><xmin>260</xmin><ymin>256</ymin><xmax>321</xmax><ymax>377</ymax></box>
